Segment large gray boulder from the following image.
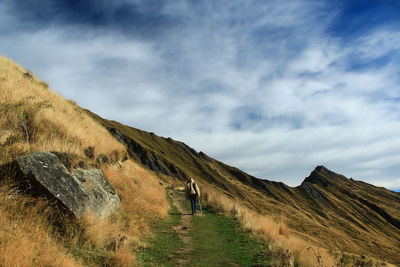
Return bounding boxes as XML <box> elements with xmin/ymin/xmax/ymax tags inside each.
<box><xmin>72</xmin><ymin>168</ymin><xmax>120</xmax><ymax>218</ymax></box>
<box><xmin>3</xmin><ymin>152</ymin><xmax>119</xmax><ymax>218</ymax></box>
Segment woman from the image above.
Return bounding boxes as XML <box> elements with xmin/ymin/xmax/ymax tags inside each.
<box><xmin>186</xmin><ymin>178</ymin><xmax>201</xmax><ymax>215</ymax></box>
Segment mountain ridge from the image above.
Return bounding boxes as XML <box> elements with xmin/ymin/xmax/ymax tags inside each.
<box><xmin>83</xmin><ymin>109</ymin><xmax>400</xmax><ymax>264</ymax></box>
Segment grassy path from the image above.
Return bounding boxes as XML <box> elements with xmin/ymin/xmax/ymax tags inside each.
<box><xmin>137</xmin><ymin>188</ymin><xmax>271</xmax><ymax>266</ymax></box>
<box><xmin>189</xmin><ymin>210</ymin><xmax>270</xmax><ymax>266</ymax></box>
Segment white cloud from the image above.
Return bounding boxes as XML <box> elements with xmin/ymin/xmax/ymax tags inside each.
<box><xmin>1</xmin><ymin>1</ymin><xmax>400</xmax><ymax>188</ymax></box>
<box><xmin>356</xmin><ymin>30</ymin><xmax>400</xmax><ymax>60</ymax></box>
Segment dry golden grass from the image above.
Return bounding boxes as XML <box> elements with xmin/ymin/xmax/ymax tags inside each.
<box><xmin>0</xmin><ymin>160</ymin><xmax>168</xmax><ymax>267</ymax></box>
<box><xmin>0</xmin><ymin>55</ymin><xmax>126</xmax><ymax>165</ymax></box>
<box><xmin>103</xmin><ymin>160</ymin><xmax>169</xmax><ymax>233</ymax></box>
<box><xmin>0</xmin><ymin>56</ymin><xmax>170</xmax><ymax>266</ymax></box>
<box><xmin>108</xmin><ymin>247</ymin><xmax>136</xmax><ymax>267</ymax></box>
<box><xmin>200</xmin><ymin>183</ymin><xmax>336</xmax><ymax>266</ymax></box>
<box><xmin>53</xmin><ymin>160</ymin><xmax>169</xmax><ymax>266</ymax></box>
<box><xmin>0</xmin><ymin>182</ymin><xmax>81</xmax><ymax>267</ymax></box>
<box><xmin>80</xmin><ymin>214</ymin><xmax>121</xmax><ymax>249</ymax></box>
<box><xmin>73</xmin><ymin>159</ymin><xmax>169</xmax><ymax>245</ymax></box>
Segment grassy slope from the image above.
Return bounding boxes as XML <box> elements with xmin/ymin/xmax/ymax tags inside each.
<box><xmin>87</xmin><ymin>112</ymin><xmax>400</xmax><ymax>264</ymax></box>
<box><xmin>0</xmin><ymin>56</ymin><xmax>169</xmax><ymax>266</ymax></box>
<box><xmin>0</xmin><ymin>56</ymin><xmax>126</xmax><ymax>167</ymax></box>
<box><xmin>297</xmin><ymin>167</ymin><xmax>400</xmax><ymax>260</ymax></box>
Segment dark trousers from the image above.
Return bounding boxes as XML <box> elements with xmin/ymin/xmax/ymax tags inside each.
<box><xmin>189</xmin><ymin>195</ymin><xmax>197</xmax><ymax>214</ymax></box>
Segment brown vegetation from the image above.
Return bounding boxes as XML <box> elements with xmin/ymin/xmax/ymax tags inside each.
<box><xmin>0</xmin><ymin>56</ymin><xmax>169</xmax><ymax>266</ymax></box>
<box><xmin>0</xmin><ymin>55</ymin><xmax>126</xmax><ymax>166</ymax></box>
<box><xmin>0</xmin><ymin>164</ymin><xmax>168</xmax><ymax>266</ymax></box>
<box><xmin>101</xmin><ymin>160</ymin><xmax>169</xmax><ymax>246</ymax></box>
<box><xmin>0</xmin><ymin>181</ymin><xmax>80</xmax><ymax>266</ymax></box>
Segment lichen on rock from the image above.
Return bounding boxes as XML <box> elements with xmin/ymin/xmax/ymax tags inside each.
<box><xmin>2</xmin><ymin>151</ymin><xmax>120</xmax><ymax>218</ymax></box>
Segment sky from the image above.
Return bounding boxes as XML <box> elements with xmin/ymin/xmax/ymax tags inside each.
<box><xmin>1</xmin><ymin>0</ymin><xmax>400</xmax><ymax>188</ymax></box>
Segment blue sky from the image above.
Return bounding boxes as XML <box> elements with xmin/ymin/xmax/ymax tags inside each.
<box><xmin>1</xmin><ymin>0</ymin><xmax>400</xmax><ymax>188</ymax></box>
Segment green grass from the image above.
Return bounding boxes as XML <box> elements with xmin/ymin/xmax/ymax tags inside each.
<box><xmin>138</xmin><ymin>190</ymin><xmax>271</xmax><ymax>267</ymax></box>
<box><xmin>188</xmin><ymin>206</ymin><xmax>271</xmax><ymax>266</ymax></box>
<box><xmin>68</xmin><ymin>246</ymin><xmax>108</xmax><ymax>266</ymax></box>
<box><xmin>136</xmin><ymin>190</ymin><xmax>184</xmax><ymax>266</ymax></box>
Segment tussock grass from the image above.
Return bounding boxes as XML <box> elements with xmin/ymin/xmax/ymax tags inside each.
<box><xmin>102</xmin><ymin>160</ymin><xmax>169</xmax><ymax>245</ymax></box>
<box><xmin>0</xmin><ymin>181</ymin><xmax>81</xmax><ymax>267</ymax></box>
<box><xmin>108</xmin><ymin>246</ymin><xmax>136</xmax><ymax>267</ymax></box>
<box><xmin>200</xmin><ymin>184</ymin><xmax>335</xmax><ymax>266</ymax></box>
<box><xmin>70</xmin><ymin>160</ymin><xmax>168</xmax><ymax>265</ymax></box>
<box><xmin>0</xmin><ymin>55</ymin><xmax>126</xmax><ymax>165</ymax></box>
<box><xmin>44</xmin><ymin>160</ymin><xmax>168</xmax><ymax>266</ymax></box>
<box><xmin>0</xmin><ymin>160</ymin><xmax>169</xmax><ymax>266</ymax></box>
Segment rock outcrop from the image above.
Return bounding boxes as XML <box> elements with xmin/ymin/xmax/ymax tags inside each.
<box><xmin>2</xmin><ymin>151</ymin><xmax>119</xmax><ymax>218</ymax></box>
<box><xmin>109</xmin><ymin>127</ymin><xmax>188</xmax><ymax>180</ymax></box>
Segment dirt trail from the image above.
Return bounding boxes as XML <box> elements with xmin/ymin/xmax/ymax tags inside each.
<box><xmin>136</xmin><ymin>189</ymin><xmax>271</xmax><ymax>266</ymax></box>
<box><xmin>168</xmin><ymin>190</ymin><xmax>194</xmax><ymax>265</ymax></box>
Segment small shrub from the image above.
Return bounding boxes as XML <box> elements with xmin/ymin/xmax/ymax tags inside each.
<box><xmin>84</xmin><ymin>146</ymin><xmax>95</xmax><ymax>159</ymax></box>
<box><xmin>111</xmin><ymin>149</ymin><xmax>120</xmax><ymax>163</ymax></box>
<box><xmin>40</xmin><ymin>81</ymin><xmax>49</xmax><ymax>88</ymax></box>
<box><xmin>0</xmin><ymin>96</ymin><xmax>53</xmax><ymax>143</ymax></box>
<box><xmin>96</xmin><ymin>154</ymin><xmax>109</xmax><ymax>165</ymax></box>
<box><xmin>78</xmin><ymin>160</ymin><xmax>88</xmax><ymax>169</ymax></box>
<box><xmin>23</xmin><ymin>72</ymin><xmax>33</xmax><ymax>80</ymax></box>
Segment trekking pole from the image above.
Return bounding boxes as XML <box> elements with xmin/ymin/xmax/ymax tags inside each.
<box><xmin>197</xmin><ymin>197</ymin><xmax>203</xmax><ymax>215</ymax></box>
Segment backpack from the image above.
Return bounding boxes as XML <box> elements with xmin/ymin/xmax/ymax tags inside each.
<box><xmin>189</xmin><ymin>182</ymin><xmax>197</xmax><ymax>195</ymax></box>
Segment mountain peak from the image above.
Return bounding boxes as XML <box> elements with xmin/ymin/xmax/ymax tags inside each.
<box><xmin>302</xmin><ymin>165</ymin><xmax>347</xmax><ymax>187</ymax></box>
<box><xmin>313</xmin><ymin>165</ymin><xmax>329</xmax><ymax>173</ymax></box>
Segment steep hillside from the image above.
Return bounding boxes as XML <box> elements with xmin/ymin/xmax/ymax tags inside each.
<box><xmin>0</xmin><ymin>56</ymin><xmax>169</xmax><ymax>266</ymax></box>
<box><xmin>297</xmin><ymin>166</ymin><xmax>400</xmax><ymax>260</ymax></box>
<box><xmin>0</xmin><ymin>56</ymin><xmax>127</xmax><ymax>167</ymax></box>
<box><xmin>87</xmin><ymin>112</ymin><xmax>400</xmax><ymax>264</ymax></box>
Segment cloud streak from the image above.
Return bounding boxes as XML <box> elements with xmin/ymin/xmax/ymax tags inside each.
<box><xmin>1</xmin><ymin>0</ymin><xmax>400</xmax><ymax>187</ymax></box>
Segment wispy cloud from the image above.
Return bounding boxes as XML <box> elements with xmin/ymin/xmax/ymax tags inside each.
<box><xmin>1</xmin><ymin>0</ymin><xmax>400</xmax><ymax>186</ymax></box>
